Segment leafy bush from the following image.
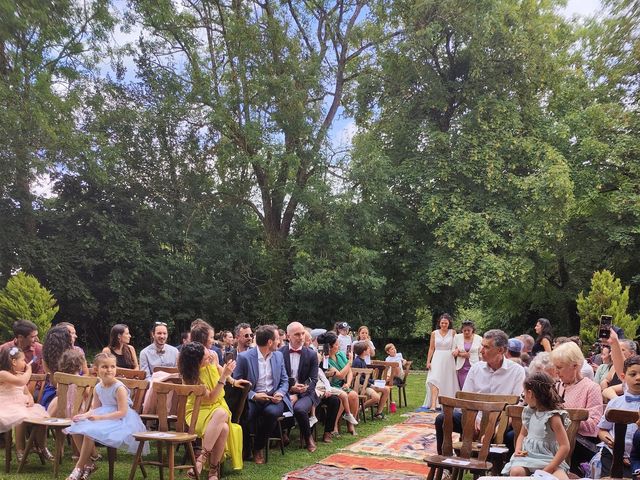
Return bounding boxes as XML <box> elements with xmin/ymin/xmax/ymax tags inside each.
<box><xmin>577</xmin><ymin>270</ymin><xmax>639</xmax><ymax>347</ymax></box>
<box><xmin>0</xmin><ymin>272</ymin><xmax>58</xmax><ymax>338</ymax></box>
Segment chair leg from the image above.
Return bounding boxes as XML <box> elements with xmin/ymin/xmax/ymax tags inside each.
<box><xmin>53</xmin><ymin>429</ymin><xmax>65</xmax><ymax>478</ymax></box>
<box><xmin>158</xmin><ymin>441</ymin><xmax>165</xmax><ymax>480</ymax></box>
<box><xmin>403</xmin><ymin>386</ymin><xmax>407</xmax><ymax>407</ymax></box>
<box><xmin>186</xmin><ymin>441</ymin><xmax>199</xmax><ymax>480</ymax></box>
<box><xmin>128</xmin><ymin>441</ymin><xmax>146</xmax><ymax>480</ymax></box>
<box><xmin>5</xmin><ymin>430</ymin><xmax>11</xmax><ymax>473</ymax></box>
<box><xmin>168</xmin><ymin>443</ymin><xmax>175</xmax><ymax>480</ymax></box>
<box><xmin>108</xmin><ymin>446</ymin><xmax>117</xmax><ymax>480</ymax></box>
<box><xmin>17</xmin><ymin>427</ymin><xmax>37</xmax><ymax>473</ymax></box>
<box><xmin>278</xmin><ymin>421</ymin><xmax>285</xmax><ymax>455</ymax></box>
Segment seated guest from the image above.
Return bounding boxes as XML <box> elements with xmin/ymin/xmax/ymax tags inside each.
<box><xmin>220</xmin><ymin>330</ymin><xmax>235</xmax><ymax>355</ymax></box>
<box><xmin>0</xmin><ymin>320</ymin><xmax>44</xmax><ymax>374</ymax></box>
<box><xmin>323</xmin><ymin>332</ymin><xmax>359</xmax><ymax>435</ymax></box>
<box><xmin>102</xmin><ymin>324</ymin><xmax>139</xmax><ymax>370</ymax></box>
<box><xmin>517</xmin><ymin>334</ymin><xmax>535</xmax><ymax>355</ymax></box>
<box><xmin>234</xmin><ymin>323</ymin><xmax>254</xmax><ymax>354</ymax></box>
<box><xmin>528</xmin><ymin>351</ymin><xmax>557</xmax><ymax>378</ymax></box>
<box><xmin>506</xmin><ymin>338</ymin><xmax>524</xmax><ymax>366</ymax></box>
<box><xmin>41</xmin><ymin>325</ymin><xmax>74</xmax><ymax>411</ymax></box>
<box><xmin>435</xmin><ymin>329</ymin><xmax>525</xmax><ymax>454</ymax></box>
<box><xmin>353</xmin><ymin>342</ymin><xmax>389</xmax><ymax>419</ymax></box>
<box><xmin>601</xmin><ymin>331</ymin><xmax>636</xmax><ymax>396</ymax></box>
<box><xmin>280</xmin><ymin>322</ymin><xmax>318</xmax><ymax>452</ymax></box>
<box><xmin>232</xmin><ymin>325</ymin><xmax>291</xmax><ymax>464</ymax></box>
<box><xmin>57</xmin><ymin>322</ymin><xmax>89</xmax><ymax>375</ymax></box>
<box><xmin>139</xmin><ymin>322</ymin><xmax>179</xmax><ymax>379</ymax></box>
<box><xmin>549</xmin><ymin>341</ymin><xmax>603</xmax><ymax>474</ymax></box>
<box><xmin>191</xmin><ymin>320</ymin><xmax>223</xmax><ymax>364</ymax></box>
<box><xmin>554</xmin><ymin>336</ymin><xmax>594</xmax><ymax>380</ymax></box>
<box><xmin>177</xmin><ymin>331</ymin><xmax>190</xmax><ymax>352</ymax></box>
<box><xmin>385</xmin><ymin>343</ymin><xmax>408</xmax><ymax>386</ymax></box>
<box><xmin>594</xmin><ymin>344</ymin><xmax>612</xmax><ymax>385</ymax></box>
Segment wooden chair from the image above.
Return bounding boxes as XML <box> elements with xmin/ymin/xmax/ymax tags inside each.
<box><xmin>116</xmin><ymin>367</ymin><xmax>146</xmax><ymax>380</ymax></box>
<box><xmin>128</xmin><ymin>382</ymin><xmax>206</xmax><ymax>480</ymax></box>
<box><xmin>455</xmin><ymin>392</ymin><xmax>519</xmax><ymax>444</ymax></box>
<box><xmin>603</xmin><ymin>408</ymin><xmax>638</xmax><ymax>479</ymax></box>
<box><xmin>153</xmin><ymin>366</ymin><xmax>179</xmax><ymax>375</ymax></box>
<box><xmin>350</xmin><ymin>367</ymin><xmax>375</xmax><ymax>422</ymax></box>
<box><xmin>17</xmin><ymin>372</ymin><xmax>98</xmax><ymax>478</ymax></box>
<box><xmin>395</xmin><ymin>360</ymin><xmax>412</xmax><ymax>408</ymax></box>
<box><xmin>424</xmin><ymin>396</ymin><xmax>507</xmax><ymax>480</ymax></box>
<box><xmin>224</xmin><ymin>381</ymin><xmax>251</xmax><ymax>424</ymax></box>
<box><xmin>104</xmin><ymin>378</ymin><xmax>150</xmax><ymax>480</ymax></box>
<box><xmin>506</xmin><ymin>405</ymin><xmax>588</xmax><ymax>475</ymax></box>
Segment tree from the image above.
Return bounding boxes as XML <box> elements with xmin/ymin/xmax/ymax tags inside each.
<box><xmin>0</xmin><ymin>272</ymin><xmax>58</xmax><ymax>338</ymax></box>
<box><xmin>577</xmin><ymin>270</ymin><xmax>639</xmax><ymax>347</ymax></box>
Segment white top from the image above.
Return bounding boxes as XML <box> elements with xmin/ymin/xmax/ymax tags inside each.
<box><xmin>452</xmin><ymin>333</ymin><xmax>483</xmax><ymax>370</ymax></box>
<box><xmin>338</xmin><ymin>334</ymin><xmax>352</xmax><ymax>354</ymax></box>
<box><xmin>462</xmin><ymin>357</ymin><xmax>526</xmax><ymax>396</ymax></box>
<box><xmin>385</xmin><ymin>353</ymin><xmax>404</xmax><ymax>376</ymax></box>
<box><xmin>598</xmin><ymin>393</ymin><xmax>640</xmax><ymax>457</ymax></box>
<box><xmin>256</xmin><ymin>348</ymin><xmax>275</xmax><ymax>393</ymax></box>
<box><xmin>289</xmin><ymin>350</ymin><xmax>301</xmax><ymax>380</ymax></box>
<box><xmin>581</xmin><ymin>359</ymin><xmax>594</xmax><ymax>380</ymax></box>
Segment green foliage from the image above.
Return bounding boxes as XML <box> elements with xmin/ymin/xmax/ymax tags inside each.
<box><xmin>577</xmin><ymin>270</ymin><xmax>639</xmax><ymax>346</ymax></box>
<box><xmin>0</xmin><ymin>272</ymin><xmax>58</xmax><ymax>338</ymax></box>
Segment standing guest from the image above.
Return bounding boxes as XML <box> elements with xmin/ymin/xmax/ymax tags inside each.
<box><xmin>139</xmin><ymin>322</ymin><xmax>179</xmax><ymax>379</ymax></box>
<box><xmin>549</xmin><ymin>341</ymin><xmax>603</xmax><ymax>473</ymax></box>
<box><xmin>102</xmin><ymin>324</ymin><xmax>139</xmax><ymax>370</ymax></box>
<box><xmin>41</xmin><ymin>325</ymin><xmax>74</xmax><ymax>411</ymax></box>
<box><xmin>280</xmin><ymin>322</ymin><xmax>319</xmax><ymax>452</ymax></box>
<box><xmin>58</xmin><ymin>322</ymin><xmax>89</xmax><ymax>375</ymax></box>
<box><xmin>177</xmin><ymin>331</ymin><xmax>190</xmax><ymax>352</ymax></box>
<box><xmin>452</xmin><ymin>320</ymin><xmax>482</xmax><ymax>389</ymax></box>
<box><xmin>179</xmin><ymin>342</ymin><xmax>244</xmax><ymax>478</ymax></box>
<box><xmin>355</xmin><ymin>326</ymin><xmax>375</xmax><ymax>364</ymax></box>
<box><xmin>232</xmin><ymin>325</ymin><xmax>291</xmax><ymax>464</ymax></box>
<box><xmin>335</xmin><ymin>322</ymin><xmax>352</xmax><ymax>355</ymax></box>
<box><xmin>0</xmin><ymin>320</ymin><xmax>44</xmax><ymax>374</ymax></box>
<box><xmin>594</xmin><ymin>345</ymin><xmax>612</xmax><ymax>385</ymax></box>
<box><xmin>419</xmin><ymin>313</ymin><xmax>458</xmax><ymax>412</ymax></box>
<box><xmin>234</xmin><ymin>323</ymin><xmax>254</xmax><ymax>354</ymax></box>
<box><xmin>191</xmin><ymin>320</ymin><xmax>223</xmax><ymax>364</ymax></box>
<box><xmin>531</xmin><ymin>318</ymin><xmax>553</xmax><ymax>357</ymax></box>
<box><xmin>434</xmin><ymin>329</ymin><xmax>525</xmax><ymax>454</ymax></box>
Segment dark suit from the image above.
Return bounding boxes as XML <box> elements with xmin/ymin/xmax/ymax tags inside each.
<box><xmin>280</xmin><ymin>345</ymin><xmax>319</xmax><ymax>440</ymax></box>
<box><xmin>233</xmin><ymin>348</ymin><xmax>291</xmax><ymax>451</ymax></box>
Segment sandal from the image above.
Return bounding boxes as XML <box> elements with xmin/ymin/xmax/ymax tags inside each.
<box><xmin>80</xmin><ymin>462</ymin><xmax>98</xmax><ymax>480</ymax></box>
<box><xmin>208</xmin><ymin>461</ymin><xmax>220</xmax><ymax>480</ymax></box>
<box><xmin>188</xmin><ymin>448</ymin><xmax>211</xmax><ymax>479</ymax></box>
<box><xmin>373</xmin><ymin>412</ymin><xmax>386</xmax><ymax>420</ymax></box>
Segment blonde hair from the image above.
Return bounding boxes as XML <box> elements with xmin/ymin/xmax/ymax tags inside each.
<box><xmin>385</xmin><ymin>343</ymin><xmax>395</xmax><ymax>354</ymax></box>
<box><xmin>93</xmin><ymin>351</ymin><xmax>116</xmax><ymax>368</ymax></box>
<box><xmin>549</xmin><ymin>341</ymin><xmax>584</xmax><ymax>366</ymax></box>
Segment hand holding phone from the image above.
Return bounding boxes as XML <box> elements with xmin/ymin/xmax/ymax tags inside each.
<box><xmin>599</xmin><ymin>315</ymin><xmax>613</xmax><ymax>339</ymax></box>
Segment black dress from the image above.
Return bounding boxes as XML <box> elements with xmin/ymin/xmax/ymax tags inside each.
<box><xmin>110</xmin><ymin>347</ymin><xmax>135</xmax><ymax>369</ymax></box>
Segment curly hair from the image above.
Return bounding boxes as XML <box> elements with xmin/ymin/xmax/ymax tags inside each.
<box><xmin>59</xmin><ymin>349</ymin><xmax>85</xmax><ymax>374</ymax></box>
<box><xmin>108</xmin><ymin>324</ymin><xmax>134</xmax><ymax>367</ymax></box>
<box><xmin>190</xmin><ymin>322</ymin><xmax>213</xmax><ymax>347</ymax></box>
<box><xmin>43</xmin><ymin>325</ymin><xmax>73</xmax><ymax>374</ymax></box>
<box><xmin>178</xmin><ymin>342</ymin><xmax>205</xmax><ymax>385</ymax></box>
<box><xmin>523</xmin><ymin>372</ymin><xmax>563</xmax><ymax>411</ymax></box>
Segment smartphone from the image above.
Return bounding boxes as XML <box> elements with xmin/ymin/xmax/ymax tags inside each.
<box><xmin>599</xmin><ymin>315</ymin><xmax>613</xmax><ymax>339</ymax></box>
<box><xmin>322</xmin><ymin>356</ymin><xmax>329</xmax><ymax>370</ymax></box>
<box><xmin>346</xmin><ymin>344</ymin><xmax>352</xmax><ymax>356</ymax></box>
<box><xmin>224</xmin><ymin>351</ymin><xmax>235</xmax><ymax>363</ymax></box>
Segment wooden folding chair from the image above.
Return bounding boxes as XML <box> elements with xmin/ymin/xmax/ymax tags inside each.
<box><xmin>395</xmin><ymin>360</ymin><xmax>412</xmax><ymax>408</ymax></box>
<box><xmin>116</xmin><ymin>367</ymin><xmax>146</xmax><ymax>380</ymax></box>
<box><xmin>153</xmin><ymin>366</ymin><xmax>179</xmax><ymax>375</ymax></box>
<box><xmin>602</xmin><ymin>408</ymin><xmax>638</xmax><ymax>479</ymax></box>
<box><xmin>128</xmin><ymin>382</ymin><xmax>206</xmax><ymax>480</ymax></box>
<box><xmin>425</xmin><ymin>396</ymin><xmax>507</xmax><ymax>480</ymax></box>
<box><xmin>350</xmin><ymin>367</ymin><xmax>375</xmax><ymax>422</ymax></box>
<box><xmin>17</xmin><ymin>372</ymin><xmax>97</xmax><ymax>478</ymax></box>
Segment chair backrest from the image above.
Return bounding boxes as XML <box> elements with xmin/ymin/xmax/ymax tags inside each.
<box><xmin>370</xmin><ymin>360</ymin><xmax>395</xmax><ymax>381</ymax></box>
<box><xmin>153</xmin><ymin>382</ymin><xmax>206</xmax><ymax>433</ymax></box>
<box><xmin>350</xmin><ymin>368</ymin><xmax>374</xmax><ymax>397</ymax></box>
<box><xmin>116</xmin><ymin>367</ymin><xmax>146</xmax><ymax>380</ymax></box>
<box><xmin>153</xmin><ymin>366</ymin><xmax>179</xmax><ymax>375</ymax></box>
<box><xmin>224</xmin><ymin>381</ymin><xmax>252</xmax><ymax>424</ymax></box>
<box><xmin>117</xmin><ymin>377</ymin><xmax>150</xmax><ymax>413</ymax></box>
<box><xmin>456</xmin><ymin>391</ymin><xmax>519</xmax><ymax>444</ymax></box>
<box><xmin>605</xmin><ymin>408</ymin><xmax>639</xmax><ymax>478</ymax></box>
<box><xmin>28</xmin><ymin>373</ymin><xmax>48</xmax><ymax>404</ymax></box>
<box><xmin>52</xmin><ymin>372</ymin><xmax>99</xmax><ymax>418</ymax></box>
<box><xmin>440</xmin><ymin>395</ymin><xmax>506</xmax><ymax>461</ymax></box>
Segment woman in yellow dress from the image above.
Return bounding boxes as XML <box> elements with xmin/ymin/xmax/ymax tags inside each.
<box><xmin>179</xmin><ymin>341</ymin><xmax>243</xmax><ymax>480</ymax></box>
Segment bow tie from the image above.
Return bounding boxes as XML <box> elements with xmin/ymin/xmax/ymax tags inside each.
<box><xmin>290</xmin><ymin>349</ymin><xmax>302</xmax><ymax>354</ymax></box>
<box><xmin>156</xmin><ymin>349</ymin><xmax>165</xmax><ymax>355</ymax></box>
<box><xmin>626</xmin><ymin>394</ymin><xmax>640</xmax><ymax>402</ymax></box>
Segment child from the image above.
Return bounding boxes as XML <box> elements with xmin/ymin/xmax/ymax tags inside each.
<box><xmin>352</xmin><ymin>342</ymin><xmax>390</xmax><ymax>419</ymax></box>
<box><xmin>48</xmin><ymin>349</ymin><xmax>86</xmax><ymax>415</ymax></box>
<box><xmin>385</xmin><ymin>343</ymin><xmax>408</xmax><ymax>386</ymax></box>
<box><xmin>0</xmin><ymin>346</ymin><xmax>50</xmax><ymax>461</ymax></box>
<box><xmin>596</xmin><ymin>355</ymin><xmax>640</xmax><ymax>478</ymax></box>
<box><xmin>502</xmin><ymin>372</ymin><xmax>570</xmax><ymax>479</ymax></box>
<box><xmin>64</xmin><ymin>352</ymin><xmax>148</xmax><ymax>480</ymax></box>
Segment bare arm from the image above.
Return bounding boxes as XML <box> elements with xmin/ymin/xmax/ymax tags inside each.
<box><xmin>544</xmin><ymin>414</ymin><xmax>570</xmax><ymax>473</ymax></box>
<box><xmin>128</xmin><ymin>345</ymin><xmax>139</xmax><ymax>370</ymax></box>
<box><xmin>541</xmin><ymin>337</ymin><xmax>552</xmax><ymax>352</ymax></box>
<box><xmin>426</xmin><ymin>332</ymin><xmax>435</xmax><ymax>369</ymax></box>
<box><xmin>0</xmin><ymin>364</ymin><xmax>31</xmax><ymax>386</ymax></box>
<box><xmin>514</xmin><ymin>425</ymin><xmax>528</xmax><ymax>455</ymax></box>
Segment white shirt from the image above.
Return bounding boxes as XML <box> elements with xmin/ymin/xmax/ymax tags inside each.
<box><xmin>256</xmin><ymin>348</ymin><xmax>274</xmax><ymax>393</ymax></box>
<box><xmin>581</xmin><ymin>359</ymin><xmax>595</xmax><ymax>380</ymax></box>
<box><xmin>386</xmin><ymin>353</ymin><xmax>405</xmax><ymax>376</ymax></box>
<box><xmin>289</xmin><ymin>347</ymin><xmax>302</xmax><ymax>380</ymax></box>
<box><xmin>598</xmin><ymin>393</ymin><xmax>640</xmax><ymax>457</ymax></box>
<box><xmin>338</xmin><ymin>334</ymin><xmax>352</xmax><ymax>354</ymax></box>
<box><xmin>462</xmin><ymin>357</ymin><xmax>526</xmax><ymax>396</ymax></box>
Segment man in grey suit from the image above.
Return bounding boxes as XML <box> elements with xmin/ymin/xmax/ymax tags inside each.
<box><xmin>233</xmin><ymin>324</ymin><xmax>291</xmax><ymax>464</ymax></box>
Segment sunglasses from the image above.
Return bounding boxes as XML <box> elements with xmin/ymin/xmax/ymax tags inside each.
<box><xmin>154</xmin><ymin>322</ymin><xmax>168</xmax><ymax>326</ymax></box>
<box><xmin>243</xmin><ymin>333</ymin><xmax>254</xmax><ymax>339</ymax></box>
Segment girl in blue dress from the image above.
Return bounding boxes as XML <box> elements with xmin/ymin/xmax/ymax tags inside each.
<box><xmin>502</xmin><ymin>372</ymin><xmax>570</xmax><ymax>480</ymax></box>
<box><xmin>64</xmin><ymin>352</ymin><xmax>148</xmax><ymax>480</ymax></box>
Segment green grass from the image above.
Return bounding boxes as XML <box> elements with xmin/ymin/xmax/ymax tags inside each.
<box><xmin>0</xmin><ymin>372</ymin><xmax>427</xmax><ymax>480</ymax></box>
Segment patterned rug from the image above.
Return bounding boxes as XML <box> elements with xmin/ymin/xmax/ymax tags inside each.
<box><xmin>343</xmin><ymin>424</ymin><xmax>451</xmax><ymax>461</ymax></box>
<box><xmin>320</xmin><ymin>452</ymin><xmax>430</xmax><ymax>476</ymax></box>
<box><xmin>283</xmin><ymin>463</ymin><xmax>427</xmax><ymax>480</ymax></box>
<box><xmin>401</xmin><ymin>412</ymin><xmax>439</xmax><ymax>425</ymax></box>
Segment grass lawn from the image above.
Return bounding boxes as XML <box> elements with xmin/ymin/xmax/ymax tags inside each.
<box><xmin>0</xmin><ymin>372</ymin><xmax>427</xmax><ymax>480</ymax></box>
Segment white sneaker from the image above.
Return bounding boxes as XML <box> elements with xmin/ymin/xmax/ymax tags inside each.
<box><xmin>309</xmin><ymin>415</ymin><xmax>318</xmax><ymax>428</ymax></box>
<box><xmin>342</xmin><ymin>412</ymin><xmax>359</xmax><ymax>425</ymax></box>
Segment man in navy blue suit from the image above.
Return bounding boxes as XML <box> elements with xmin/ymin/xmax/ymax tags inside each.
<box><xmin>280</xmin><ymin>322</ymin><xmax>321</xmax><ymax>452</ymax></box>
<box><xmin>233</xmin><ymin>324</ymin><xmax>291</xmax><ymax>464</ymax></box>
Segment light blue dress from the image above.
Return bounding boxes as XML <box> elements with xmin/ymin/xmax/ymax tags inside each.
<box><xmin>502</xmin><ymin>407</ymin><xmax>570</xmax><ymax>474</ymax></box>
<box><xmin>65</xmin><ymin>380</ymin><xmax>149</xmax><ymax>454</ymax></box>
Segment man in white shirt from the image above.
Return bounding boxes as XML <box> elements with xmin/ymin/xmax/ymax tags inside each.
<box><xmin>139</xmin><ymin>322</ymin><xmax>179</xmax><ymax>379</ymax></box>
<box><xmin>434</xmin><ymin>329</ymin><xmax>526</xmax><ymax>454</ymax></box>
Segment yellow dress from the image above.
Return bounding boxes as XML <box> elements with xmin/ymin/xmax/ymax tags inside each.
<box><xmin>185</xmin><ymin>364</ymin><xmax>243</xmax><ymax>470</ymax></box>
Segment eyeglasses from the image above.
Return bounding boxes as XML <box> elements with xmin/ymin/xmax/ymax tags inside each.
<box><xmin>154</xmin><ymin>322</ymin><xmax>168</xmax><ymax>326</ymax></box>
<box><xmin>243</xmin><ymin>333</ymin><xmax>254</xmax><ymax>339</ymax></box>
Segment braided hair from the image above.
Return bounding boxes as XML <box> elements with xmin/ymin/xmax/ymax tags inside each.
<box><xmin>524</xmin><ymin>372</ymin><xmax>564</xmax><ymax>411</ymax></box>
